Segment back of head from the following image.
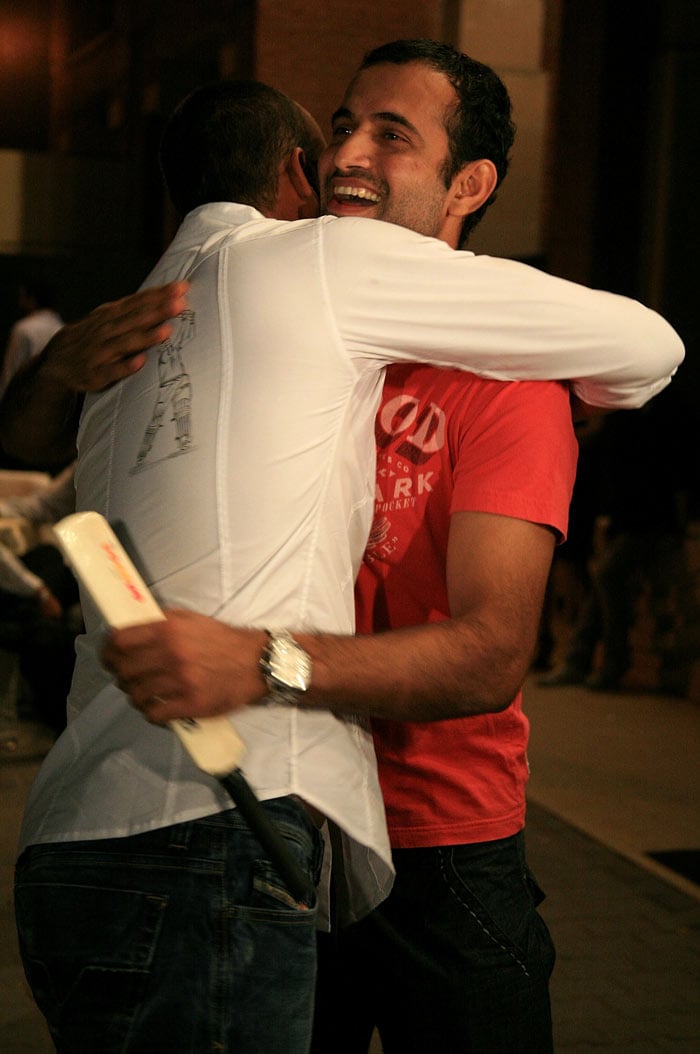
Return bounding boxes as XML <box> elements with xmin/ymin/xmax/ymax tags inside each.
<box><xmin>160</xmin><ymin>80</ymin><xmax>321</xmax><ymax>218</ymax></box>
<box><xmin>360</xmin><ymin>39</ymin><xmax>515</xmax><ymax>244</ymax></box>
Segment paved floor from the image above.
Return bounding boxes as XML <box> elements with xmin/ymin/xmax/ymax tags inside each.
<box><xmin>524</xmin><ymin>677</ymin><xmax>700</xmax><ymax>1051</ymax></box>
<box><xmin>1</xmin><ymin>678</ymin><xmax>699</xmax><ymax>1052</ymax></box>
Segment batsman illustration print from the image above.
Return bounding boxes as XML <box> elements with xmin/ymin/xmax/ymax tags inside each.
<box><xmin>134</xmin><ymin>309</ymin><xmax>195</xmax><ymax>469</ymax></box>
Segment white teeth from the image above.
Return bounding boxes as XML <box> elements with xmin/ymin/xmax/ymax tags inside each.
<box><xmin>335</xmin><ymin>185</ymin><xmax>380</xmax><ymax>203</ymax></box>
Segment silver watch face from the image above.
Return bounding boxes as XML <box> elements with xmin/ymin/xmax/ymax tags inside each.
<box><xmin>265</xmin><ymin>634</ymin><xmax>311</xmax><ymax>693</ymax></box>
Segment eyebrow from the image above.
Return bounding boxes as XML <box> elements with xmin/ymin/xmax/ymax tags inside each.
<box><xmin>330</xmin><ymin>106</ymin><xmax>421</xmax><ymax>138</ymax></box>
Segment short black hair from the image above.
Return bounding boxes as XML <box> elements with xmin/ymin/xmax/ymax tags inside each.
<box><xmin>160</xmin><ymin>80</ymin><xmax>321</xmax><ymax>217</ymax></box>
<box><xmin>360</xmin><ymin>40</ymin><xmax>515</xmax><ymax>245</ymax></box>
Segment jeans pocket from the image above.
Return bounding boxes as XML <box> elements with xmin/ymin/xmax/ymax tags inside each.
<box><xmin>246</xmin><ymin>805</ymin><xmax>324</xmax><ymax>914</ymax></box>
<box><xmin>438</xmin><ymin>839</ymin><xmax>552</xmax><ymax>978</ymax></box>
<box><xmin>252</xmin><ymin>857</ymin><xmax>316</xmax><ymax>911</ymax></box>
<box><xmin>15</xmin><ymin>880</ymin><xmax>167</xmax><ymax>1052</ymax></box>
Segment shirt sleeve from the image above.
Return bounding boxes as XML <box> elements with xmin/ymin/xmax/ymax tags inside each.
<box><xmin>323</xmin><ymin>218</ymin><xmax>684</xmax><ymax>410</ymax></box>
<box><xmin>0</xmin><ymin>463</ymin><xmax>76</xmax><ymax>523</ymax></box>
<box><xmin>0</xmin><ymin>543</ymin><xmax>43</xmax><ymax>597</ymax></box>
<box><xmin>449</xmin><ymin>379</ymin><xmax>578</xmax><ymax>542</ymax></box>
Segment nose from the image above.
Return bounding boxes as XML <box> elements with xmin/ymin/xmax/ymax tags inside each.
<box><xmin>330</xmin><ymin>128</ymin><xmax>373</xmax><ymax>171</ymax></box>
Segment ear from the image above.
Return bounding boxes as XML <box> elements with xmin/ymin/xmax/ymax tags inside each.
<box><xmin>446</xmin><ymin>159</ymin><xmax>499</xmax><ymax>218</ymax></box>
<box><xmin>281</xmin><ymin>147</ymin><xmax>319</xmax><ymax>220</ymax></box>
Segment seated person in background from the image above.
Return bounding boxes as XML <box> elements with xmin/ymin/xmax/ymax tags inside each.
<box><xmin>0</xmin><ymin>463</ymin><xmax>79</xmax><ymax>733</ymax></box>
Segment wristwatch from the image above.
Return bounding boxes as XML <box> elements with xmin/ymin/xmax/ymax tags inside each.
<box><xmin>259</xmin><ymin>630</ymin><xmax>312</xmax><ymax>705</ymax></box>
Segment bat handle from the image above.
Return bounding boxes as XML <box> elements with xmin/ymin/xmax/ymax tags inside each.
<box><xmin>220</xmin><ymin>771</ymin><xmax>313</xmax><ymax>907</ymax></box>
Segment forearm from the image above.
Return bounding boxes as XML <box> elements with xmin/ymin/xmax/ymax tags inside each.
<box><xmin>296</xmin><ymin>618</ymin><xmax>529</xmax><ymax>721</ymax></box>
<box><xmin>298</xmin><ymin>515</ymin><xmax>552</xmax><ymax>720</ymax></box>
<box><xmin>105</xmin><ymin>612</ymin><xmax>531</xmax><ymax>726</ymax></box>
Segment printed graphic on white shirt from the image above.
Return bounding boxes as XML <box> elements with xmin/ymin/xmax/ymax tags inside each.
<box><xmin>132</xmin><ymin>310</ymin><xmax>195</xmax><ymax>470</ymax></box>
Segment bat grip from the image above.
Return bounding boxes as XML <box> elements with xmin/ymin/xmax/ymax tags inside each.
<box><xmin>219</xmin><ymin>770</ymin><xmax>313</xmax><ymax>906</ymax></box>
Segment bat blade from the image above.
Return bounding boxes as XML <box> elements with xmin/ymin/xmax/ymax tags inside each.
<box><xmin>52</xmin><ymin>511</ymin><xmax>245</xmax><ymax>776</ymax></box>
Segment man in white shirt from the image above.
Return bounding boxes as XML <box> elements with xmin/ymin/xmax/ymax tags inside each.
<box><xmin>13</xmin><ymin>70</ymin><xmax>683</xmax><ymax>1054</ymax></box>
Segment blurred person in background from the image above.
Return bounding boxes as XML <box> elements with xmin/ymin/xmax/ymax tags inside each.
<box><xmin>1</xmin><ymin>275</ymin><xmax>63</xmax><ymax>396</ymax></box>
<box><xmin>0</xmin><ymin>462</ymin><xmax>79</xmax><ymax>734</ymax></box>
<box><xmin>0</xmin><ymin>273</ymin><xmax>65</xmax><ymax>471</ymax></box>
<box><xmin>539</xmin><ymin>388</ymin><xmax>691</xmax><ymax>693</ymax></box>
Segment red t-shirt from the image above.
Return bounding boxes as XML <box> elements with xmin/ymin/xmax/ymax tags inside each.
<box><xmin>355</xmin><ymin>364</ymin><xmax>578</xmax><ymax>848</ymax></box>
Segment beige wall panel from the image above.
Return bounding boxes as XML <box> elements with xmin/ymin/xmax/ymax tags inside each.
<box><xmin>456</xmin><ymin>0</ymin><xmax>545</xmax><ymax>71</ymax></box>
<box><xmin>0</xmin><ymin>152</ymin><xmax>24</xmax><ymax>250</ymax></box>
<box><xmin>0</xmin><ymin>149</ymin><xmax>127</xmax><ymax>255</ymax></box>
<box><xmin>469</xmin><ymin>70</ymin><xmax>549</xmax><ymax>259</ymax></box>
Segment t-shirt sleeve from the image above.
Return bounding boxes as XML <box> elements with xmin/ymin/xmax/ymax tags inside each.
<box><xmin>449</xmin><ymin>379</ymin><xmax>577</xmax><ymax>541</ymax></box>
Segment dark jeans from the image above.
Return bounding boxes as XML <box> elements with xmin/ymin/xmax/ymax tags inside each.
<box><xmin>313</xmin><ymin>831</ymin><xmax>555</xmax><ymax>1053</ymax></box>
<box><xmin>15</xmin><ymin>798</ymin><xmax>323</xmax><ymax>1054</ymax></box>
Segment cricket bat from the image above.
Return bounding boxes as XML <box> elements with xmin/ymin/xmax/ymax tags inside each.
<box><xmin>52</xmin><ymin>510</ymin><xmax>245</xmax><ymax>776</ymax></box>
<box><xmin>52</xmin><ymin>511</ymin><xmax>312</xmax><ymax>904</ymax></box>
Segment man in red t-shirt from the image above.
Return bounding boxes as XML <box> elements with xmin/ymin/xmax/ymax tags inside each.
<box><xmin>309</xmin><ymin>43</ymin><xmax>576</xmax><ymax>1051</ymax></box>
<box><xmin>312</xmin><ymin>362</ymin><xmax>575</xmax><ymax>1051</ymax></box>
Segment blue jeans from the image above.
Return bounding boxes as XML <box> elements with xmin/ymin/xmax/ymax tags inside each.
<box><xmin>313</xmin><ymin>831</ymin><xmax>555</xmax><ymax>1053</ymax></box>
<box><xmin>15</xmin><ymin>797</ymin><xmax>323</xmax><ymax>1053</ymax></box>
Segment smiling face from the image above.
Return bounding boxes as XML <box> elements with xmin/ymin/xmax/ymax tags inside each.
<box><xmin>319</xmin><ymin>61</ymin><xmax>462</xmax><ymax>240</ymax></box>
